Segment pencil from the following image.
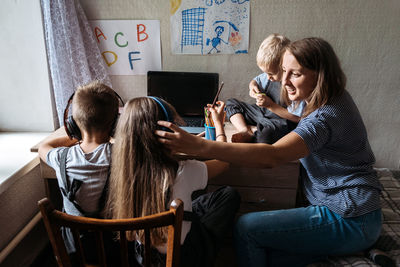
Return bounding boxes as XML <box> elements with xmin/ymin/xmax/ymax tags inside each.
<box><xmin>211</xmin><ymin>81</ymin><xmax>224</xmax><ymax>107</ymax></box>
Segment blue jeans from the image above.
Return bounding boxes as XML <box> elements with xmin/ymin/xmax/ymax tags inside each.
<box><xmin>234</xmin><ymin>206</ymin><xmax>382</xmax><ymax>267</ymax></box>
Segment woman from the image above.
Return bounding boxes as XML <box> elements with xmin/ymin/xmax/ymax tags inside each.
<box><xmin>156</xmin><ymin>37</ymin><xmax>382</xmax><ymax>266</ymax></box>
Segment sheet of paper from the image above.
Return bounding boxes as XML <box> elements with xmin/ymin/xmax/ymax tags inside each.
<box><xmin>170</xmin><ymin>0</ymin><xmax>250</xmax><ymax>55</ymax></box>
<box><xmin>90</xmin><ymin>20</ymin><xmax>161</xmax><ymax>75</ymax></box>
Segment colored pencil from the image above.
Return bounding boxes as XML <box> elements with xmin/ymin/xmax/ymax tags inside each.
<box><xmin>211</xmin><ymin>81</ymin><xmax>224</xmax><ymax>107</ymax></box>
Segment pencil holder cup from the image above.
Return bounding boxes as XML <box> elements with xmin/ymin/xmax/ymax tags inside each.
<box><xmin>205</xmin><ymin>124</ymin><xmax>216</xmax><ymax>141</ymax></box>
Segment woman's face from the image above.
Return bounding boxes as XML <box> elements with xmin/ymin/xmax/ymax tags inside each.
<box><xmin>281</xmin><ymin>51</ymin><xmax>317</xmax><ymax>102</ymax></box>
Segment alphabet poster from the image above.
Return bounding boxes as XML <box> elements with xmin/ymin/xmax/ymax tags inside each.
<box><xmin>90</xmin><ymin>20</ymin><xmax>161</xmax><ymax>75</ymax></box>
<box><xmin>170</xmin><ymin>0</ymin><xmax>249</xmax><ymax>55</ymax></box>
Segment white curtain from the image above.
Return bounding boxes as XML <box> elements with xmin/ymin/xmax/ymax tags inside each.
<box><xmin>41</xmin><ymin>0</ymin><xmax>111</xmax><ymax>127</ymax></box>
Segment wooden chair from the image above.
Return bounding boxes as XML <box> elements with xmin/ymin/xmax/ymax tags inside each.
<box><xmin>38</xmin><ymin>197</ymin><xmax>183</xmax><ymax>267</ymax></box>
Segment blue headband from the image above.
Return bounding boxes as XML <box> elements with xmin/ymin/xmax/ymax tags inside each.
<box><xmin>148</xmin><ymin>96</ymin><xmax>172</xmax><ymax>122</ymax></box>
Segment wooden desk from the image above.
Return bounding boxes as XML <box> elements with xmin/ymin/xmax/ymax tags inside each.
<box><xmin>209</xmin><ymin>162</ymin><xmax>299</xmax><ymax>214</ymax></box>
<box><xmin>31</xmin><ymin>127</ymin><xmax>66</xmax><ymax>153</ymax></box>
<box><xmin>31</xmin><ymin>127</ymin><xmax>65</xmax><ymax>209</ymax></box>
<box><xmin>30</xmin><ymin>125</ymin><xmax>237</xmax><ymax>180</ymax></box>
<box><xmin>32</xmin><ymin>124</ymin><xmax>300</xmax><ymax>212</ymax></box>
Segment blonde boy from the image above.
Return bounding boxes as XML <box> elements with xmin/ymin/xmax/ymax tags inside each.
<box><xmin>226</xmin><ymin>34</ymin><xmax>305</xmax><ymax>143</ymax></box>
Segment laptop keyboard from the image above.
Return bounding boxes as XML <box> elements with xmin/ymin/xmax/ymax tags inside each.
<box><xmin>183</xmin><ymin>117</ymin><xmax>204</xmax><ymax>127</ymax></box>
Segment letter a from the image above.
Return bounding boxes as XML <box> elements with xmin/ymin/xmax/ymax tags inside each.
<box><xmin>95</xmin><ymin>27</ymin><xmax>107</xmax><ymax>43</ymax></box>
<box><xmin>137</xmin><ymin>24</ymin><xmax>148</xmax><ymax>42</ymax></box>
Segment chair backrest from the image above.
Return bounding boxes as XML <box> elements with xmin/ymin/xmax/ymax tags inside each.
<box><xmin>38</xmin><ymin>197</ymin><xmax>183</xmax><ymax>267</ymax></box>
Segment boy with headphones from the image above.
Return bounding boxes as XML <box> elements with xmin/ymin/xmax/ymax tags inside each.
<box><xmin>38</xmin><ymin>81</ymin><xmax>120</xmax><ymax>257</ymax></box>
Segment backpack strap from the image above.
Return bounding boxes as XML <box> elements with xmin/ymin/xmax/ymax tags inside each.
<box><xmin>59</xmin><ymin>147</ymin><xmax>86</xmax><ymax>215</ymax></box>
<box><xmin>60</xmin><ymin>145</ymin><xmax>111</xmax><ymax>217</ymax></box>
<box><xmin>60</xmin><ymin>147</ymin><xmax>82</xmax><ymax>201</ymax></box>
<box><xmin>97</xmin><ymin>156</ymin><xmax>111</xmax><ymax>215</ymax></box>
<box><xmin>59</xmin><ymin>147</ymin><xmax>69</xmax><ymax>191</ymax></box>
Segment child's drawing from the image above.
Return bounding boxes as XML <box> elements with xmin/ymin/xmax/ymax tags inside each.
<box><xmin>205</xmin><ymin>0</ymin><xmax>225</xmax><ymax>6</ymax></box>
<box><xmin>205</xmin><ymin>0</ymin><xmax>249</xmax><ymax>6</ymax></box>
<box><xmin>180</xmin><ymin>7</ymin><xmax>206</xmax><ymax>54</ymax></box>
<box><xmin>170</xmin><ymin>0</ymin><xmax>249</xmax><ymax>55</ymax></box>
<box><xmin>207</xmin><ymin>26</ymin><xmax>226</xmax><ymax>54</ymax></box>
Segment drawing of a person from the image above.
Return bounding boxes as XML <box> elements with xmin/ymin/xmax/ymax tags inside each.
<box><xmin>207</xmin><ymin>26</ymin><xmax>227</xmax><ymax>54</ymax></box>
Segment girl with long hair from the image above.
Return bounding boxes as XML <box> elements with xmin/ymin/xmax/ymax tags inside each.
<box><xmin>106</xmin><ymin>97</ymin><xmax>240</xmax><ymax>266</ymax></box>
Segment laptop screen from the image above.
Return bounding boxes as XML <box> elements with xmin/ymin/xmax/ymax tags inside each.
<box><xmin>147</xmin><ymin>71</ymin><xmax>219</xmax><ymax>117</ymax></box>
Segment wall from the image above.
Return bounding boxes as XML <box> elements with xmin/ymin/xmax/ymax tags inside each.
<box><xmin>0</xmin><ymin>158</ymin><xmax>47</xmax><ymax>266</ymax></box>
<box><xmin>0</xmin><ymin>0</ymin><xmax>54</xmax><ymax>132</ymax></box>
<box><xmin>1</xmin><ymin>0</ymin><xmax>398</xmax><ymax>168</ymax></box>
<box><xmin>0</xmin><ymin>1</ymin><xmax>51</xmax><ymax>256</ymax></box>
<box><xmin>80</xmin><ymin>0</ymin><xmax>400</xmax><ymax>169</ymax></box>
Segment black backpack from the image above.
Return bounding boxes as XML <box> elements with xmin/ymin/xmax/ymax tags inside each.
<box><xmin>59</xmin><ymin>147</ymin><xmax>109</xmax><ymax>217</ymax></box>
<box><xmin>59</xmin><ymin>147</ymin><xmax>113</xmax><ymax>263</ymax></box>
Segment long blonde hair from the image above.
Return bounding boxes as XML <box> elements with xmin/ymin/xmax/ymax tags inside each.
<box><xmin>106</xmin><ymin>97</ymin><xmax>179</xmax><ymax>246</ymax></box>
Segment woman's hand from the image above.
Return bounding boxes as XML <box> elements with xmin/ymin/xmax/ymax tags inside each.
<box><xmin>206</xmin><ymin>101</ymin><xmax>225</xmax><ymax>128</ymax></box>
<box><xmin>156</xmin><ymin>121</ymin><xmax>205</xmax><ymax>155</ymax></box>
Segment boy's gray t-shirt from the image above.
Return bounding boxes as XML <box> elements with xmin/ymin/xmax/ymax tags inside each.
<box><xmin>46</xmin><ymin>142</ymin><xmax>112</xmax><ymax>216</ymax></box>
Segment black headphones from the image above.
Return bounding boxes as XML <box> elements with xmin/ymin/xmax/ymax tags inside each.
<box><xmin>148</xmin><ymin>96</ymin><xmax>174</xmax><ymax>132</ymax></box>
<box><xmin>64</xmin><ymin>91</ymin><xmax>124</xmax><ymax>140</ymax></box>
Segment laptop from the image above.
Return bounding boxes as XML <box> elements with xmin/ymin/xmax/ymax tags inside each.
<box><xmin>147</xmin><ymin>71</ymin><xmax>219</xmax><ymax>134</ymax></box>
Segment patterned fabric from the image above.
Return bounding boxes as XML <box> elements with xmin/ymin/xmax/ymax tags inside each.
<box><xmin>41</xmin><ymin>0</ymin><xmax>111</xmax><ymax>126</ymax></box>
<box><xmin>294</xmin><ymin>90</ymin><xmax>381</xmax><ymax>217</ymax></box>
<box><xmin>308</xmin><ymin>168</ymin><xmax>400</xmax><ymax>267</ymax></box>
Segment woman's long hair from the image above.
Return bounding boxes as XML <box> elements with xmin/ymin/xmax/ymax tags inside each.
<box><xmin>281</xmin><ymin>37</ymin><xmax>346</xmax><ymax>117</ymax></box>
<box><xmin>105</xmin><ymin>97</ymin><xmax>180</xmax><ymax>246</ymax></box>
